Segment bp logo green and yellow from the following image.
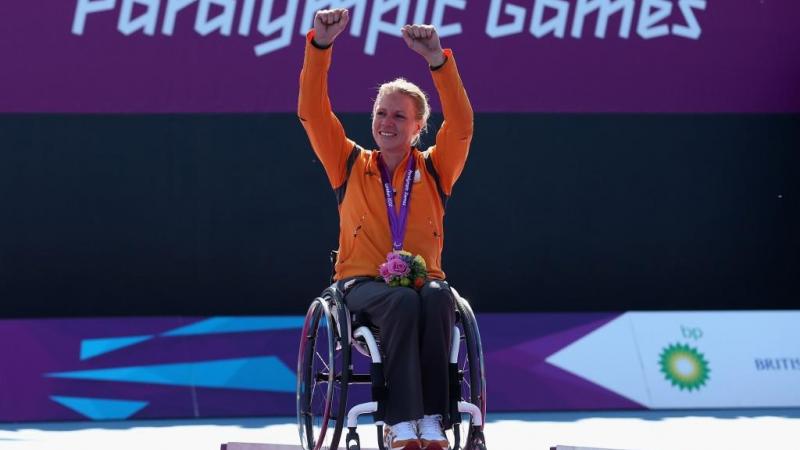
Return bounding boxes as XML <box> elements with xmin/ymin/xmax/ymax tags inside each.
<box><xmin>659</xmin><ymin>343</ymin><xmax>711</xmax><ymax>391</ymax></box>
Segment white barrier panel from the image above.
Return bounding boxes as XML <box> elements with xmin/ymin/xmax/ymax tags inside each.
<box><xmin>551</xmin><ymin>447</ymin><xmax>637</xmax><ymax>450</ymax></box>
<box><xmin>222</xmin><ymin>442</ymin><xmax>632</xmax><ymax>450</ymax></box>
<box><xmin>546</xmin><ymin>311</ymin><xmax>800</xmax><ymax>408</ymax></box>
<box><xmin>222</xmin><ymin>444</ymin><xmax>378</xmax><ymax>450</ymax></box>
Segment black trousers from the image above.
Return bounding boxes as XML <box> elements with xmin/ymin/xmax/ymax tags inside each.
<box><xmin>344</xmin><ymin>279</ymin><xmax>455</xmax><ymax>426</ymax></box>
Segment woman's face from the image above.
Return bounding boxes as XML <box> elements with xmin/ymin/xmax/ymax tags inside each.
<box><xmin>372</xmin><ymin>92</ymin><xmax>422</xmax><ymax>153</ymax></box>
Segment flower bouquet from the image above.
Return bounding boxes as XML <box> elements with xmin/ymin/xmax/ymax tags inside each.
<box><xmin>378</xmin><ymin>250</ymin><xmax>428</xmax><ymax>290</ymax></box>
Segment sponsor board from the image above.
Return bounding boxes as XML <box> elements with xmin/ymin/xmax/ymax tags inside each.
<box><xmin>547</xmin><ymin>311</ymin><xmax>800</xmax><ymax>408</ymax></box>
<box><xmin>1</xmin><ymin>311</ymin><xmax>797</xmax><ymax>422</ymax></box>
<box><xmin>3</xmin><ymin>1</ymin><xmax>799</xmax><ymax>112</ymax></box>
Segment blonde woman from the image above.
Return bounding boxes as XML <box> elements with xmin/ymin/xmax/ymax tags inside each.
<box><xmin>298</xmin><ymin>8</ymin><xmax>473</xmax><ymax>450</ymax></box>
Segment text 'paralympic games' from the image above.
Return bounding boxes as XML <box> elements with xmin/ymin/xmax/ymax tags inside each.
<box><xmin>73</xmin><ymin>0</ymin><xmax>708</xmax><ymax>57</ymax></box>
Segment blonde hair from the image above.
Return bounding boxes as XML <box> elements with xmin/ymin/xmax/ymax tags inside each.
<box><xmin>374</xmin><ymin>78</ymin><xmax>430</xmax><ymax>146</ymax></box>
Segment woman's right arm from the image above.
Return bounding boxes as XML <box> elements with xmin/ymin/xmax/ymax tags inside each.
<box><xmin>297</xmin><ymin>9</ymin><xmax>353</xmax><ymax>189</ymax></box>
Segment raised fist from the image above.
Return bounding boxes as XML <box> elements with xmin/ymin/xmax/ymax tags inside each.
<box><xmin>401</xmin><ymin>24</ymin><xmax>445</xmax><ymax>67</ymax></box>
<box><xmin>313</xmin><ymin>9</ymin><xmax>349</xmax><ymax>47</ymax></box>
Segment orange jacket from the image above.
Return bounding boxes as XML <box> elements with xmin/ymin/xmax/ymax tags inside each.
<box><xmin>298</xmin><ymin>31</ymin><xmax>473</xmax><ymax>280</ymax></box>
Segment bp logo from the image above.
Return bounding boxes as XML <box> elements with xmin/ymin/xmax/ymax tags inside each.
<box><xmin>659</xmin><ymin>343</ymin><xmax>711</xmax><ymax>391</ymax></box>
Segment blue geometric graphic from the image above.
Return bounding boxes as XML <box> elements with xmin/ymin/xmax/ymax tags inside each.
<box><xmin>46</xmin><ymin>356</ymin><xmax>295</xmax><ymax>392</ymax></box>
<box><xmin>161</xmin><ymin>316</ymin><xmax>304</xmax><ymax>336</ymax></box>
<box><xmin>50</xmin><ymin>396</ymin><xmax>148</xmax><ymax>420</ymax></box>
<box><xmin>80</xmin><ymin>335</ymin><xmax>153</xmax><ymax>360</ymax></box>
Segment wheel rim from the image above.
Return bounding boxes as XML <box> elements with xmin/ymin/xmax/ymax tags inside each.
<box><xmin>456</xmin><ymin>298</ymin><xmax>486</xmax><ymax>447</ymax></box>
<box><xmin>297</xmin><ymin>299</ymin><xmax>348</xmax><ymax>450</ymax></box>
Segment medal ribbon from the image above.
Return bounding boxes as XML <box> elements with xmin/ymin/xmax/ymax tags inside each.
<box><xmin>376</xmin><ymin>152</ymin><xmax>416</xmax><ymax>251</ymax></box>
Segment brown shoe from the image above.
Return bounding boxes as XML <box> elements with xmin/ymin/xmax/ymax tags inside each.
<box><xmin>417</xmin><ymin>415</ymin><xmax>450</xmax><ymax>450</ymax></box>
<box><xmin>384</xmin><ymin>421</ymin><xmax>422</xmax><ymax>450</ymax></box>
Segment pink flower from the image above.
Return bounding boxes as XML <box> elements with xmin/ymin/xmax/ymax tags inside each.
<box><xmin>379</xmin><ymin>263</ymin><xmax>392</xmax><ymax>282</ymax></box>
<box><xmin>387</xmin><ymin>258</ymin><xmax>410</xmax><ymax>277</ymax></box>
<box><xmin>386</xmin><ymin>252</ymin><xmax>402</xmax><ymax>262</ymax></box>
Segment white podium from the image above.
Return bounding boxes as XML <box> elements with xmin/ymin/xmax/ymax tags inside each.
<box><xmin>223</xmin><ymin>444</ymin><xmax>629</xmax><ymax>450</ymax></box>
<box><xmin>551</xmin><ymin>446</ymin><xmax>635</xmax><ymax>450</ymax></box>
<box><xmin>221</xmin><ymin>444</ymin><xmax>378</xmax><ymax>450</ymax></box>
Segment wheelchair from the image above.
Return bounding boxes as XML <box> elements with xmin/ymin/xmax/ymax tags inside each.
<box><xmin>296</xmin><ymin>279</ymin><xmax>488</xmax><ymax>450</ymax></box>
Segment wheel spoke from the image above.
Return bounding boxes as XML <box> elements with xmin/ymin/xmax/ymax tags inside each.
<box><xmin>315</xmin><ymin>351</ymin><xmax>331</xmax><ymax>373</ymax></box>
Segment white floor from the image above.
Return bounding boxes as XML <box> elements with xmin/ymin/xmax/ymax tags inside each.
<box><xmin>1</xmin><ymin>410</ymin><xmax>798</xmax><ymax>450</ymax></box>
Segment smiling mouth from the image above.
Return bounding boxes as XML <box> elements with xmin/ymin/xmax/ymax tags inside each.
<box><xmin>379</xmin><ymin>131</ymin><xmax>397</xmax><ymax>137</ymax></box>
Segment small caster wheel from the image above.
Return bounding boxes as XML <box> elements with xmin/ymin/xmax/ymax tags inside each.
<box><xmin>345</xmin><ymin>427</ymin><xmax>361</xmax><ymax>450</ymax></box>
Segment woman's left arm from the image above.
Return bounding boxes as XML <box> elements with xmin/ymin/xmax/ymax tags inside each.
<box><xmin>428</xmin><ymin>50</ymin><xmax>473</xmax><ymax>195</ymax></box>
<box><xmin>402</xmin><ymin>25</ymin><xmax>474</xmax><ymax>196</ymax></box>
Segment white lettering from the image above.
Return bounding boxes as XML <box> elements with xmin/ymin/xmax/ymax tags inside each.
<box><xmin>71</xmin><ymin>0</ymin><xmax>708</xmax><ymax>58</ymax></box>
<box><xmin>572</xmin><ymin>0</ymin><xmax>634</xmax><ymax>39</ymax></box>
<box><xmin>672</xmin><ymin>0</ymin><xmax>706</xmax><ymax>39</ymax></box>
<box><xmin>195</xmin><ymin>0</ymin><xmax>236</xmax><ymax>36</ymax></box>
<box><xmin>431</xmin><ymin>0</ymin><xmax>465</xmax><ymax>38</ymax></box>
<box><xmin>486</xmin><ymin>0</ymin><xmax>526</xmax><ymax>38</ymax></box>
<box><xmin>162</xmin><ymin>0</ymin><xmax>195</xmax><ymax>35</ymax></box>
<box><xmin>531</xmin><ymin>0</ymin><xmax>569</xmax><ymax>39</ymax></box>
<box><xmin>73</xmin><ymin>0</ymin><xmax>116</xmax><ymax>35</ymax></box>
<box><xmin>238</xmin><ymin>0</ymin><xmax>256</xmax><ymax>35</ymax></box>
<box><xmin>299</xmin><ymin>1</ymin><xmax>367</xmax><ymax>38</ymax></box>
<box><xmin>253</xmin><ymin>0</ymin><xmax>299</xmax><ymax>56</ymax></box>
<box><xmin>365</xmin><ymin>0</ymin><xmax>410</xmax><ymax>56</ymax></box>
<box><xmin>637</xmin><ymin>0</ymin><xmax>672</xmax><ymax>39</ymax></box>
<box><xmin>413</xmin><ymin>0</ymin><xmax>429</xmax><ymax>24</ymax></box>
<box><xmin>118</xmin><ymin>0</ymin><xmax>159</xmax><ymax>36</ymax></box>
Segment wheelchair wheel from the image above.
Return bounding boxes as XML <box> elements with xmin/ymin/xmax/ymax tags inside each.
<box><xmin>455</xmin><ymin>297</ymin><xmax>487</xmax><ymax>449</ymax></box>
<box><xmin>297</xmin><ymin>294</ymin><xmax>351</xmax><ymax>450</ymax></box>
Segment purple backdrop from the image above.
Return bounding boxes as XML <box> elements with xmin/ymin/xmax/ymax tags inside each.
<box><xmin>0</xmin><ymin>313</ymin><xmax>639</xmax><ymax>422</ymax></box>
<box><xmin>2</xmin><ymin>0</ymin><xmax>798</xmax><ymax>113</ymax></box>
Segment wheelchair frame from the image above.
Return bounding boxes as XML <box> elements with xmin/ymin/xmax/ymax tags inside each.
<box><xmin>296</xmin><ymin>283</ymin><xmax>487</xmax><ymax>450</ymax></box>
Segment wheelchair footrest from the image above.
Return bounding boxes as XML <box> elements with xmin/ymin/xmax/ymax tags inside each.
<box><xmin>457</xmin><ymin>401</ymin><xmax>483</xmax><ymax>426</ymax></box>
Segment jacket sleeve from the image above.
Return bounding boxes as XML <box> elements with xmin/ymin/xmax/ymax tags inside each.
<box><xmin>297</xmin><ymin>30</ymin><xmax>355</xmax><ymax>189</ymax></box>
<box><xmin>427</xmin><ymin>49</ymin><xmax>474</xmax><ymax>196</ymax></box>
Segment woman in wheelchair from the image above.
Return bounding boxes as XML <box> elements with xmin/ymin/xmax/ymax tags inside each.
<box><xmin>298</xmin><ymin>8</ymin><xmax>481</xmax><ymax>450</ymax></box>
